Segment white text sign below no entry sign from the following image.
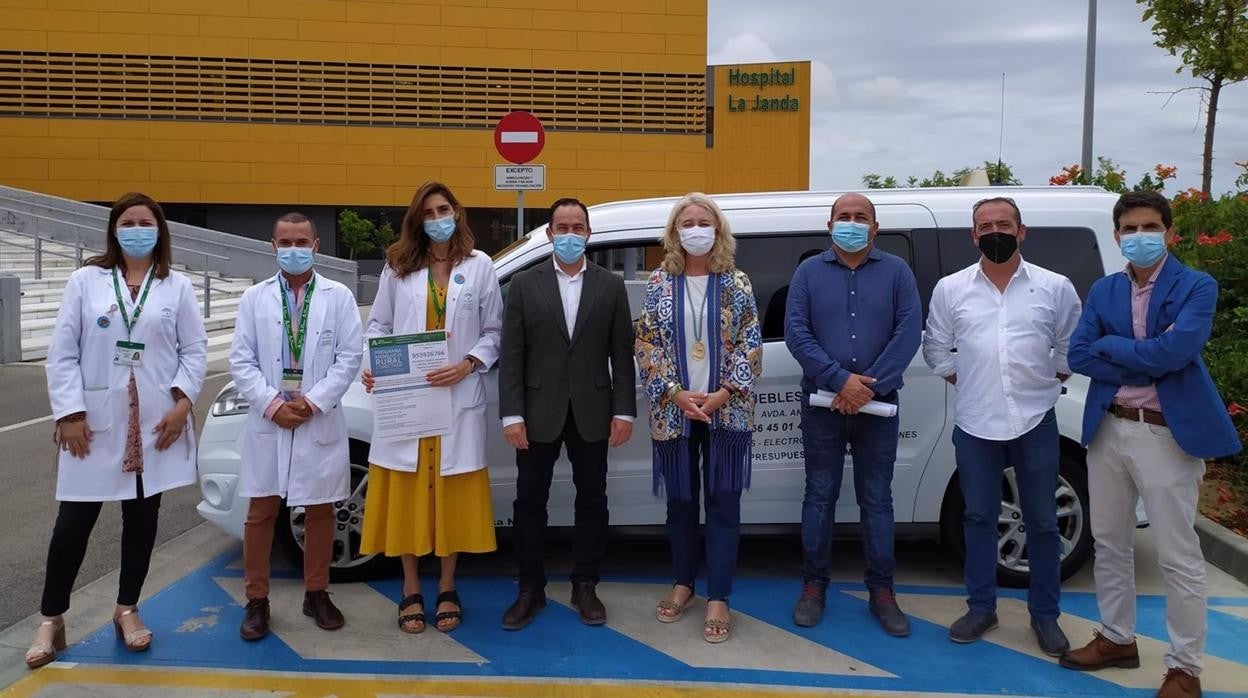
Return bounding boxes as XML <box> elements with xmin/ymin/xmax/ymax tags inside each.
<box><xmin>494</xmin><ymin>164</ymin><xmax>546</xmax><ymax>191</ymax></box>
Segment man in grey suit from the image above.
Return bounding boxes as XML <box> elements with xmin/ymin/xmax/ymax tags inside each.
<box><xmin>498</xmin><ymin>197</ymin><xmax>637</xmax><ymax>629</ymax></box>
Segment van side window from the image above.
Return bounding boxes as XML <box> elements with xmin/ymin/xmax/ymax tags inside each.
<box><xmin>935</xmin><ymin>227</ymin><xmax>1103</xmax><ymax>298</ymax></box>
<box><xmin>736</xmin><ymin>232</ymin><xmax>915</xmax><ymax>342</ymax></box>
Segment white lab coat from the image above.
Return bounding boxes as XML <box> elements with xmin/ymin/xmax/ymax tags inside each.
<box><xmin>230</xmin><ymin>272</ymin><xmax>363</xmax><ymax>506</ymax></box>
<box><xmin>45</xmin><ymin>266</ymin><xmax>208</xmax><ymax>502</ymax></box>
<box><xmin>365</xmin><ymin>251</ymin><xmax>502</xmax><ymax>476</ymax></box>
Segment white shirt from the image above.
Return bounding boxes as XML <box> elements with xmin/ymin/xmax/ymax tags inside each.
<box><xmin>922</xmin><ymin>259</ymin><xmax>1081</xmax><ymax>441</ymax></box>
<box><xmin>554</xmin><ymin>256</ymin><xmax>587</xmax><ymax>338</ymax></box>
<box><xmin>684</xmin><ymin>274</ymin><xmax>711</xmax><ymax>393</ymax></box>
<box><xmin>502</xmin><ymin>256</ymin><xmax>632</xmax><ymax>428</ymax></box>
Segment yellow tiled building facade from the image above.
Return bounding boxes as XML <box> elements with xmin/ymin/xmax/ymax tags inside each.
<box><xmin>0</xmin><ymin>0</ymin><xmax>809</xmax><ymax>254</ymax></box>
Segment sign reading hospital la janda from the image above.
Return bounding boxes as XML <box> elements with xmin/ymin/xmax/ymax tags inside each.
<box><xmin>726</xmin><ymin>66</ymin><xmax>801</xmax><ymax>113</ymax></box>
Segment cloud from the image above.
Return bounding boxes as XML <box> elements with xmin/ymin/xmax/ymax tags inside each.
<box><xmin>706</xmin><ymin>0</ymin><xmax>1248</xmax><ymax>194</ymax></box>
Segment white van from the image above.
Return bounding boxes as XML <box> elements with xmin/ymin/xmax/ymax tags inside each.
<box><xmin>197</xmin><ymin>186</ymin><xmax>1123</xmax><ymax>587</ymax></box>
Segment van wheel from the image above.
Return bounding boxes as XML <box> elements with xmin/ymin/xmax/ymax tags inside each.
<box><xmin>277</xmin><ymin>447</ymin><xmax>392</xmax><ymax>583</ymax></box>
<box><xmin>939</xmin><ymin>449</ymin><xmax>1093</xmax><ymax>589</ymax></box>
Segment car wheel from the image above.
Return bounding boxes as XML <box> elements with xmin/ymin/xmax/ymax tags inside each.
<box><xmin>939</xmin><ymin>448</ymin><xmax>1093</xmax><ymax>589</ymax></box>
<box><xmin>277</xmin><ymin>454</ymin><xmax>391</xmax><ymax>583</ymax></box>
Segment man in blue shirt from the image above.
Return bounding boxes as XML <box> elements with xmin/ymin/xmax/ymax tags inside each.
<box><xmin>784</xmin><ymin>193</ymin><xmax>922</xmax><ymax>636</ymax></box>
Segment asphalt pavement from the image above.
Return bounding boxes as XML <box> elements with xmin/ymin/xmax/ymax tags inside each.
<box><xmin>0</xmin><ymin>364</ymin><xmax>231</xmax><ymax>629</ymax></box>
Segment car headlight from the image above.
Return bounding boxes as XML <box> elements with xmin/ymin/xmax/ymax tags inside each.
<box><xmin>210</xmin><ymin>387</ymin><xmax>250</xmax><ymax>417</ymax></box>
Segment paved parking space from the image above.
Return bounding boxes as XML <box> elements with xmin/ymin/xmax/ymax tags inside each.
<box><xmin>4</xmin><ymin>526</ymin><xmax>1248</xmax><ymax>698</ymax></box>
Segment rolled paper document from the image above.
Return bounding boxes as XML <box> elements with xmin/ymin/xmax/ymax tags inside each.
<box><xmin>809</xmin><ymin>389</ymin><xmax>899</xmax><ymax>418</ymax></box>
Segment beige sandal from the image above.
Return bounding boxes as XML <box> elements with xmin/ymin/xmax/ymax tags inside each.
<box><xmin>656</xmin><ymin>584</ymin><xmax>695</xmax><ymax>624</ymax></box>
<box><xmin>113</xmin><ymin>607</ymin><xmax>153</xmax><ymax>652</ymax></box>
<box><xmin>704</xmin><ymin>601</ymin><xmax>731</xmax><ymax>644</ymax></box>
<box><xmin>25</xmin><ymin>617</ymin><xmax>66</xmax><ymax>669</ymax></box>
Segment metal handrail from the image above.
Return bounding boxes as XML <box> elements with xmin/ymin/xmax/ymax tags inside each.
<box><xmin>1</xmin><ymin>224</ymin><xmax>230</xmax><ymax>319</ymax></box>
<box><xmin>0</xmin><ymin>192</ymin><xmax>353</xmax><ymax>269</ymax></box>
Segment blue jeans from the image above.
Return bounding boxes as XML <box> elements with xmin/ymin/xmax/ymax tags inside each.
<box><xmin>952</xmin><ymin>409</ymin><xmax>1061</xmax><ymax>619</ymax></box>
<box><xmin>667</xmin><ymin>422</ymin><xmax>743</xmax><ymax>601</ymax></box>
<box><xmin>800</xmin><ymin>401</ymin><xmax>899</xmax><ymax>591</ymax></box>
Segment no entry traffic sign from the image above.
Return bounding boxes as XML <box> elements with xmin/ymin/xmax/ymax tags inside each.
<box><xmin>494</xmin><ymin>111</ymin><xmax>545</xmax><ymax>164</ymax></box>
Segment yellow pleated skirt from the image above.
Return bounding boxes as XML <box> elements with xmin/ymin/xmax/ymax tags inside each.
<box><xmin>359</xmin><ymin>436</ymin><xmax>497</xmax><ymax>558</ymax></box>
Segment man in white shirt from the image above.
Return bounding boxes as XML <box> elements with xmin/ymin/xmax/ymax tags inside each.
<box><xmin>922</xmin><ymin>197</ymin><xmax>1081</xmax><ymax>655</ymax></box>
<box><xmin>497</xmin><ymin>198</ymin><xmax>636</xmax><ymax>630</ymax></box>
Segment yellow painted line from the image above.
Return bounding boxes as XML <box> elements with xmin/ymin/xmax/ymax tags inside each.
<box><xmin>0</xmin><ymin>664</ymin><xmax>985</xmax><ymax>698</ymax></box>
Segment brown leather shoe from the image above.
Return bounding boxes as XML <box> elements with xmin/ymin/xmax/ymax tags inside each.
<box><xmin>1059</xmin><ymin>631</ymin><xmax>1140</xmax><ymax>671</ymax></box>
<box><xmin>240</xmin><ymin>598</ymin><xmax>270</xmax><ymax>641</ymax></box>
<box><xmin>570</xmin><ymin>581</ymin><xmax>607</xmax><ymax>626</ymax></box>
<box><xmin>1157</xmin><ymin>668</ymin><xmax>1201</xmax><ymax>698</ymax></box>
<box><xmin>501</xmin><ymin>588</ymin><xmax>546</xmax><ymax>630</ymax></box>
<box><xmin>303</xmin><ymin>590</ymin><xmax>345</xmax><ymax>631</ymax></box>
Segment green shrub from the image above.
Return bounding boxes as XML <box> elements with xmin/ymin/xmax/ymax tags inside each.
<box><xmin>1171</xmin><ymin>190</ymin><xmax>1248</xmax><ymax>473</ymax></box>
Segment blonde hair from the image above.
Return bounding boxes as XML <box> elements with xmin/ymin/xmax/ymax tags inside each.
<box><xmin>660</xmin><ymin>193</ymin><xmax>737</xmax><ymax>275</ymax></box>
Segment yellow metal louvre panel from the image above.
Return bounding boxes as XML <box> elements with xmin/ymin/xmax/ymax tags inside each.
<box><xmin>0</xmin><ymin>51</ymin><xmax>706</xmax><ymax>134</ymax></box>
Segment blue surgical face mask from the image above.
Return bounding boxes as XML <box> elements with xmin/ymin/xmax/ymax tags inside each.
<box><xmin>830</xmin><ymin>221</ymin><xmax>870</xmax><ymax>253</ymax></box>
<box><xmin>116</xmin><ymin>226</ymin><xmax>158</xmax><ymax>257</ymax></box>
<box><xmin>552</xmin><ymin>233</ymin><xmax>586</xmax><ymax>264</ymax></box>
<box><xmin>1120</xmin><ymin>232</ymin><xmax>1167</xmax><ymax>268</ymax></box>
<box><xmin>423</xmin><ymin>215</ymin><xmax>456</xmax><ymax>243</ymax></box>
<box><xmin>276</xmin><ymin>246</ymin><xmax>315</xmax><ymax>275</ymax></box>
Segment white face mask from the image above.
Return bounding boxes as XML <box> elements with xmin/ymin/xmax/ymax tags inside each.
<box><xmin>679</xmin><ymin>225</ymin><xmax>716</xmax><ymax>256</ymax></box>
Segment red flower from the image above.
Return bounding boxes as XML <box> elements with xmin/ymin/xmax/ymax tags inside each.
<box><xmin>1197</xmin><ymin>231</ymin><xmax>1233</xmax><ymax>246</ymax></box>
<box><xmin>1154</xmin><ymin>164</ymin><xmax>1177</xmax><ymax>180</ymax></box>
<box><xmin>1049</xmin><ymin>174</ymin><xmax>1071</xmax><ymax>186</ymax></box>
<box><xmin>1229</xmin><ymin>402</ymin><xmax>1247</xmax><ymax>416</ymax></box>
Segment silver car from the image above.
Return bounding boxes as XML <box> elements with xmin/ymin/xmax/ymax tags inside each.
<box><xmin>198</xmin><ymin>186</ymin><xmax>1123</xmax><ymax>585</ymax></box>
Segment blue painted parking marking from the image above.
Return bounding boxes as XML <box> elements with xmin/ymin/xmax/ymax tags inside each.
<box><xmin>49</xmin><ymin>549</ymin><xmax>1248</xmax><ymax>697</ymax></box>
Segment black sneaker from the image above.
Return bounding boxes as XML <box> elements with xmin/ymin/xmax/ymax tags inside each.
<box><xmin>792</xmin><ymin>582</ymin><xmax>826</xmax><ymax>628</ymax></box>
<box><xmin>949</xmin><ymin>610</ymin><xmax>999</xmax><ymax>643</ymax></box>
<box><xmin>868</xmin><ymin>588</ymin><xmax>911</xmax><ymax>637</ymax></box>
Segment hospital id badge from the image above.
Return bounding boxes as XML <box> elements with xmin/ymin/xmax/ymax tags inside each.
<box><xmin>281</xmin><ymin>369</ymin><xmax>303</xmax><ymax>392</ymax></box>
<box><xmin>113</xmin><ymin>341</ymin><xmax>145</xmax><ymax>367</ymax></box>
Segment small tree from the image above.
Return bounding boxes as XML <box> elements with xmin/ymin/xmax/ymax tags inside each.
<box><xmin>375</xmin><ymin>217</ymin><xmax>399</xmax><ymax>253</ymax></box>
<box><xmin>338</xmin><ymin>209</ymin><xmax>376</xmax><ymax>260</ymax></box>
<box><xmin>1139</xmin><ymin>0</ymin><xmax>1248</xmax><ymax>197</ymax></box>
<box><xmin>862</xmin><ymin>173</ymin><xmax>899</xmax><ymax>189</ymax></box>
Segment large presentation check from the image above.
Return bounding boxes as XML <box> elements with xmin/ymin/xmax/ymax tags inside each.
<box><xmin>368</xmin><ymin>331</ymin><xmax>453</xmax><ymax>442</ymax></box>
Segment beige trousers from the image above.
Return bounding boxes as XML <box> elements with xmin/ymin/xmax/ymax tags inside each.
<box><xmin>1087</xmin><ymin>414</ymin><xmax>1207</xmax><ymax>675</ymax></box>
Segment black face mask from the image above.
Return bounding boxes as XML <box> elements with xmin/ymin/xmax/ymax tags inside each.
<box><xmin>977</xmin><ymin>231</ymin><xmax>1018</xmax><ymax>264</ymax></box>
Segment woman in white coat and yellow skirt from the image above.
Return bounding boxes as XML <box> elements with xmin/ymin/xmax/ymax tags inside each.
<box><xmin>29</xmin><ymin>192</ymin><xmax>207</xmax><ymax>667</ymax></box>
<box><xmin>360</xmin><ymin>181</ymin><xmax>503</xmax><ymax>634</ymax></box>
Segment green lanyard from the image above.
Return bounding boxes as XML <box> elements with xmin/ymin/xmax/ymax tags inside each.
<box><xmin>428</xmin><ymin>271</ymin><xmax>447</xmax><ymax>327</ymax></box>
<box><xmin>282</xmin><ymin>276</ymin><xmax>316</xmax><ymax>363</ymax></box>
<box><xmin>111</xmin><ymin>266</ymin><xmax>156</xmax><ymax>338</ymax></box>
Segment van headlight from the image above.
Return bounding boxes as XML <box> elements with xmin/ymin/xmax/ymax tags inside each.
<box><xmin>210</xmin><ymin>387</ymin><xmax>250</xmax><ymax>417</ymax></box>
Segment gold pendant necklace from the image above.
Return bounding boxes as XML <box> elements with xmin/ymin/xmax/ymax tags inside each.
<box><xmin>688</xmin><ymin>275</ymin><xmax>708</xmax><ymax>361</ymax></box>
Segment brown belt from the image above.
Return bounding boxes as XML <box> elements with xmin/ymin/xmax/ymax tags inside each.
<box><xmin>1108</xmin><ymin>404</ymin><xmax>1167</xmax><ymax>426</ymax></box>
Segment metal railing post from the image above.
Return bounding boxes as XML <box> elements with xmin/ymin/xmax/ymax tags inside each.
<box><xmin>202</xmin><ymin>254</ymin><xmax>211</xmax><ymax>319</ymax></box>
<box><xmin>34</xmin><ymin>235</ymin><xmax>42</xmax><ymax>281</ymax></box>
<box><xmin>75</xmin><ymin>240</ymin><xmax>83</xmax><ymax>267</ymax></box>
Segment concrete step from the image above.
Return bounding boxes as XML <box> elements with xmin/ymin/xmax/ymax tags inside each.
<box><xmin>20</xmin><ymin>312</ymin><xmax>239</xmax><ymax>360</ymax></box>
<box><xmin>20</xmin><ymin>293</ymin><xmax>245</xmax><ymax>320</ymax></box>
<box><xmin>21</xmin><ymin>308</ymin><xmax>239</xmax><ymax>337</ymax></box>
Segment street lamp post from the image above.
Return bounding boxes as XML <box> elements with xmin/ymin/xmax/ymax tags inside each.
<box><xmin>1081</xmin><ymin>0</ymin><xmax>1097</xmax><ymax>177</ymax></box>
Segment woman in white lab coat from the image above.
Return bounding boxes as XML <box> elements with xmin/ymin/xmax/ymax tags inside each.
<box><xmin>360</xmin><ymin>181</ymin><xmax>503</xmax><ymax>634</ymax></box>
<box><xmin>27</xmin><ymin>192</ymin><xmax>207</xmax><ymax>668</ymax></box>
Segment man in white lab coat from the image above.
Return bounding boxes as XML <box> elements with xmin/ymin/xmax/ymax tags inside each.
<box><xmin>229</xmin><ymin>212</ymin><xmax>363</xmax><ymax>641</ymax></box>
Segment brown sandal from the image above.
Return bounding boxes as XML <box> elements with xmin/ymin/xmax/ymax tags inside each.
<box><xmin>25</xmin><ymin>617</ymin><xmax>66</xmax><ymax>669</ymax></box>
<box><xmin>656</xmin><ymin>584</ymin><xmax>695</xmax><ymax>624</ymax></box>
<box><xmin>398</xmin><ymin>593</ymin><xmax>426</xmax><ymax>634</ymax></box>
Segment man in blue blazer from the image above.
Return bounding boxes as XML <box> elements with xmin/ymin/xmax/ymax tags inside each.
<box><xmin>1062</xmin><ymin>190</ymin><xmax>1241</xmax><ymax>698</ymax></box>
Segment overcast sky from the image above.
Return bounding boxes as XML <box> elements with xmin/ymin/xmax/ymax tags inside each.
<box><xmin>707</xmin><ymin>0</ymin><xmax>1248</xmax><ymax>194</ymax></box>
